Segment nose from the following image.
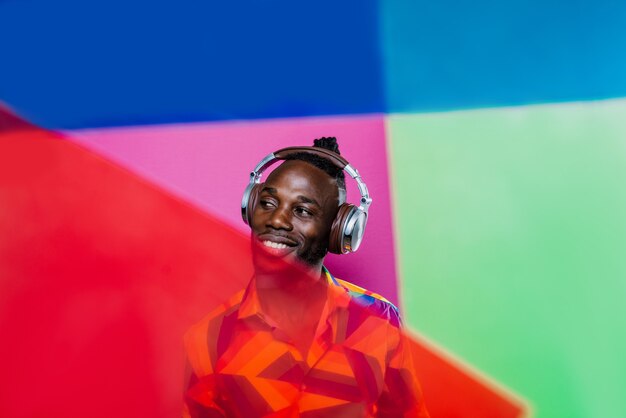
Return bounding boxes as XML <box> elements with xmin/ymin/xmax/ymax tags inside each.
<box><xmin>267</xmin><ymin>206</ymin><xmax>293</xmax><ymax>231</ymax></box>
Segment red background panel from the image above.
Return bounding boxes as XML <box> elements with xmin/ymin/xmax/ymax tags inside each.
<box><xmin>0</xmin><ymin>115</ymin><xmax>252</xmax><ymax>417</ymax></box>
<box><xmin>410</xmin><ymin>334</ymin><xmax>527</xmax><ymax>418</ymax></box>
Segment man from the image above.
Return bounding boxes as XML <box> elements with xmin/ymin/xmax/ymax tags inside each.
<box><xmin>183</xmin><ymin>138</ymin><xmax>429</xmax><ymax>417</ymax></box>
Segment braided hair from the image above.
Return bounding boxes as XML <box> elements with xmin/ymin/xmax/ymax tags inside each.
<box><xmin>283</xmin><ymin>137</ymin><xmax>347</xmax><ymax>204</ymax></box>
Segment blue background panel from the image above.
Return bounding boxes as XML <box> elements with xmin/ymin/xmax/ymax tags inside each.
<box><xmin>0</xmin><ymin>0</ymin><xmax>384</xmax><ymax>129</ymax></box>
<box><xmin>382</xmin><ymin>0</ymin><xmax>626</xmax><ymax>112</ymax></box>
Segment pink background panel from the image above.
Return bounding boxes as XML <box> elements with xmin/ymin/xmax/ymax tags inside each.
<box><xmin>67</xmin><ymin>115</ymin><xmax>399</xmax><ymax>304</ymax></box>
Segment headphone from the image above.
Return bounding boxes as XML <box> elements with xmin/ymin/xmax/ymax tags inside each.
<box><xmin>241</xmin><ymin>146</ymin><xmax>372</xmax><ymax>254</ymax></box>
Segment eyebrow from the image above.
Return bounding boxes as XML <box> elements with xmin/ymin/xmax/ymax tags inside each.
<box><xmin>296</xmin><ymin>195</ymin><xmax>321</xmax><ymax>208</ymax></box>
<box><xmin>261</xmin><ymin>187</ymin><xmax>321</xmax><ymax>208</ymax></box>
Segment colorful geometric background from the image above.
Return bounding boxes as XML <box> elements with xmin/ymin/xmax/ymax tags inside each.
<box><xmin>2</xmin><ymin>1</ymin><xmax>626</xmax><ymax>417</ymax></box>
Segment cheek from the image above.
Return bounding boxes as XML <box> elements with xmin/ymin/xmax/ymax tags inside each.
<box><xmin>250</xmin><ymin>210</ymin><xmax>264</xmax><ymax>232</ymax></box>
<box><xmin>300</xmin><ymin>223</ymin><xmax>329</xmax><ymax>248</ymax></box>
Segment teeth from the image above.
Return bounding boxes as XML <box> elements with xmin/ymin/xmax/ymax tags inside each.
<box><xmin>262</xmin><ymin>240</ymin><xmax>288</xmax><ymax>249</ymax></box>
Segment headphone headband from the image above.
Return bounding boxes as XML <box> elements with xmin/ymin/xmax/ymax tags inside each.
<box><xmin>249</xmin><ymin>146</ymin><xmax>371</xmax><ymax>209</ymax></box>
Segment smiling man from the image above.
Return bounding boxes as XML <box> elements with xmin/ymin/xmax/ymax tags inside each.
<box><xmin>183</xmin><ymin>138</ymin><xmax>429</xmax><ymax>417</ymax></box>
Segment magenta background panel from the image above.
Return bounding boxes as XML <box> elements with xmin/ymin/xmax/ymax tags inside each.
<box><xmin>67</xmin><ymin>115</ymin><xmax>399</xmax><ymax>304</ymax></box>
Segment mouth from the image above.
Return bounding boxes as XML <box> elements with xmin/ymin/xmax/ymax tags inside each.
<box><xmin>255</xmin><ymin>234</ymin><xmax>298</xmax><ymax>257</ymax></box>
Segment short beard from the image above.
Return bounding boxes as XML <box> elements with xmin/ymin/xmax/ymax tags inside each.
<box><xmin>298</xmin><ymin>244</ymin><xmax>328</xmax><ymax>267</ymax></box>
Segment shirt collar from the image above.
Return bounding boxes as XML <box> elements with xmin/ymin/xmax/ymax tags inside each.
<box><xmin>323</xmin><ymin>266</ymin><xmax>341</xmax><ymax>287</ymax></box>
<box><xmin>237</xmin><ymin>277</ymin><xmax>265</xmax><ymax>322</ymax></box>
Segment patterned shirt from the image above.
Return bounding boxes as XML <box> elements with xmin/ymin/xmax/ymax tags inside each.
<box><xmin>183</xmin><ymin>268</ymin><xmax>429</xmax><ymax>418</ymax></box>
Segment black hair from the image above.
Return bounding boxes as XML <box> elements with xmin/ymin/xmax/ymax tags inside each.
<box><xmin>284</xmin><ymin>137</ymin><xmax>347</xmax><ymax>203</ymax></box>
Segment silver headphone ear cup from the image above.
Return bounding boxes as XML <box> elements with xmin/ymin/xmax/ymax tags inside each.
<box><xmin>247</xmin><ymin>184</ymin><xmax>263</xmax><ymax>225</ymax></box>
<box><xmin>241</xmin><ymin>183</ymin><xmax>263</xmax><ymax>225</ymax></box>
<box><xmin>342</xmin><ymin>208</ymin><xmax>367</xmax><ymax>253</ymax></box>
<box><xmin>241</xmin><ymin>183</ymin><xmax>256</xmax><ymax>225</ymax></box>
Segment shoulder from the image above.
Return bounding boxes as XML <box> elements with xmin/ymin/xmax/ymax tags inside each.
<box><xmin>334</xmin><ymin>277</ymin><xmax>403</xmax><ymax>328</ymax></box>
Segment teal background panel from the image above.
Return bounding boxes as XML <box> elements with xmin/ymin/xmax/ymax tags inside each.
<box><xmin>381</xmin><ymin>0</ymin><xmax>626</xmax><ymax>112</ymax></box>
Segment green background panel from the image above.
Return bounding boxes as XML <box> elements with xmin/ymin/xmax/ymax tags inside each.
<box><xmin>388</xmin><ymin>100</ymin><xmax>626</xmax><ymax>418</ymax></box>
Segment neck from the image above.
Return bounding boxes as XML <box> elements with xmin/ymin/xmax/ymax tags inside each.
<box><xmin>254</xmin><ymin>260</ymin><xmax>325</xmax><ymax>291</ymax></box>
<box><xmin>253</xmin><ymin>262</ymin><xmax>327</xmax><ymax>314</ymax></box>
<box><xmin>253</xmin><ymin>263</ymin><xmax>328</xmax><ymax>355</ymax></box>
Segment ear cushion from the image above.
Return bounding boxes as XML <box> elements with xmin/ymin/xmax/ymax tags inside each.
<box><xmin>246</xmin><ymin>183</ymin><xmax>263</xmax><ymax>225</ymax></box>
<box><xmin>329</xmin><ymin>203</ymin><xmax>356</xmax><ymax>254</ymax></box>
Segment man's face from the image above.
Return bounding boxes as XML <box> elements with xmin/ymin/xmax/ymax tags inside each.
<box><xmin>250</xmin><ymin>160</ymin><xmax>340</xmax><ymax>269</ymax></box>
